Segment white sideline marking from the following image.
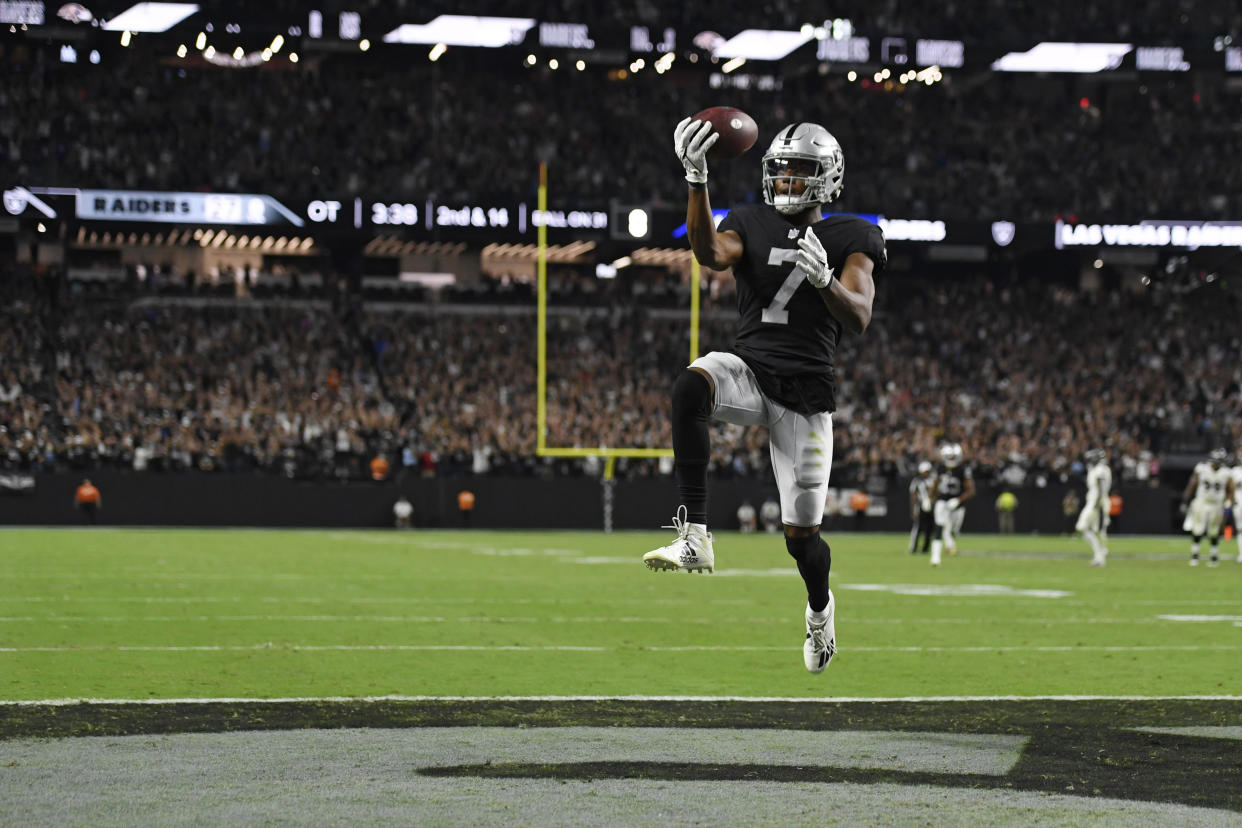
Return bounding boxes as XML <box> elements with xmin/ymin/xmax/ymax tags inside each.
<box><xmin>846</xmin><ymin>584</ymin><xmax>1072</xmax><ymax>598</ymax></box>
<box><xmin>4</xmin><ymin>693</ymin><xmax>1242</xmax><ymax>707</ymax></box>
<box><xmin>0</xmin><ymin>596</ymin><xmax>758</xmax><ymax>606</ymax></box>
<box><xmin>0</xmin><ymin>614</ymin><xmax>1173</xmax><ymax>625</ymax></box>
<box><xmin>7</xmin><ymin>593</ymin><xmax>1242</xmax><ymax>608</ymax></box>
<box><xmin>1158</xmin><ymin>615</ymin><xmax>1242</xmax><ymax>622</ymax></box>
<box><xmin>4</xmin><ymin>644</ymin><xmax>1240</xmax><ymax>654</ymax></box>
<box><xmin>0</xmin><ymin>615</ymin><xmax>756</xmax><ymax>623</ymax></box>
<box><xmin>1131</xmin><ymin>726</ymin><xmax>1242</xmax><ymax>740</ymax></box>
<box><xmin>0</xmin><ymin>644</ymin><xmax>607</xmax><ymax>653</ymax></box>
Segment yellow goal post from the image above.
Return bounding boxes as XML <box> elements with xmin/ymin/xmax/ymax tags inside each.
<box><xmin>535</xmin><ymin>162</ymin><xmax>702</xmax><ymax>469</ymax></box>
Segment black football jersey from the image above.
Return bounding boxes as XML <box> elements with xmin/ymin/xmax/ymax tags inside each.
<box><xmin>934</xmin><ymin>464</ymin><xmax>972</xmax><ymax>501</ymax></box>
<box><xmin>718</xmin><ymin>205</ymin><xmax>886</xmax><ymax>415</ymax></box>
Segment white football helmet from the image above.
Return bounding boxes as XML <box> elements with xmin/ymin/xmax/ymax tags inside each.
<box><xmin>939</xmin><ymin>442</ymin><xmax>963</xmax><ymax>468</ymax></box>
<box><xmin>1209</xmin><ymin>447</ymin><xmax>1228</xmax><ymax>468</ymax></box>
<box><xmin>917</xmin><ymin>460</ymin><xmax>933</xmax><ymax>475</ymax></box>
<box><xmin>1085</xmin><ymin>448</ymin><xmax>1106</xmax><ymax>465</ymax></box>
<box><xmin>761</xmin><ymin>123</ymin><xmax>844</xmax><ymax>214</ymax></box>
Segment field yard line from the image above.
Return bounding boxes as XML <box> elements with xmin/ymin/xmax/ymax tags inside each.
<box><xmin>3</xmin><ymin>644</ymin><xmax>1239</xmax><ymax>654</ymax></box>
<box><xmin>0</xmin><ymin>596</ymin><xmax>758</xmax><ymax>606</ymax></box>
<box><xmin>0</xmin><ymin>615</ymin><xmax>1177</xmax><ymax>624</ymax></box>
<box><xmin>4</xmin><ymin>594</ymin><xmax>1242</xmax><ymax>607</ymax></box>
<box><xmin>4</xmin><ymin>693</ymin><xmax>1242</xmax><ymax>706</ymax></box>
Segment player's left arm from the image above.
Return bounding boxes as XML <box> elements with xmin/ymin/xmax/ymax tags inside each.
<box><xmin>794</xmin><ymin>227</ymin><xmax>874</xmax><ymax>334</ymax></box>
<box><xmin>820</xmin><ymin>251</ymin><xmax>876</xmax><ymax>335</ymax></box>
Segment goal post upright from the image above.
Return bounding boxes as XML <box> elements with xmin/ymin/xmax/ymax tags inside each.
<box><xmin>536</xmin><ymin>161</ymin><xmax>548</xmax><ymax>455</ymax></box>
<box><xmin>535</xmin><ymin>163</ymin><xmax>705</xmax><ymax>463</ymax></box>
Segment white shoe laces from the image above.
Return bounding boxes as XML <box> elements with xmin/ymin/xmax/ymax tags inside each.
<box><xmin>660</xmin><ymin>505</ymin><xmax>698</xmax><ymax>557</ymax></box>
<box><xmin>662</xmin><ymin>505</ymin><xmax>691</xmax><ymax>540</ymax></box>
<box><xmin>807</xmin><ymin>614</ymin><xmax>834</xmax><ymax>657</ymax></box>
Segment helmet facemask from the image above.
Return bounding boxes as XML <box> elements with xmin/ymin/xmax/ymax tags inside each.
<box><xmin>763</xmin><ymin>156</ymin><xmax>829</xmax><ymax>215</ymax></box>
<box><xmin>761</xmin><ymin>123</ymin><xmax>845</xmax><ymax>215</ymax></box>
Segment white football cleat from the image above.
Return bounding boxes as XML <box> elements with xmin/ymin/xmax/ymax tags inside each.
<box><xmin>803</xmin><ymin>591</ymin><xmax>836</xmax><ymax>674</ymax></box>
<box><xmin>643</xmin><ymin>505</ymin><xmax>715</xmax><ymax>573</ymax></box>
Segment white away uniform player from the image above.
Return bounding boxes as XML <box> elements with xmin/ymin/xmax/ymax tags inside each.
<box><xmin>1076</xmin><ymin>449</ymin><xmax>1112</xmax><ymax>567</ymax></box>
<box><xmin>1181</xmin><ymin>449</ymin><xmax>1236</xmax><ymax>567</ymax></box>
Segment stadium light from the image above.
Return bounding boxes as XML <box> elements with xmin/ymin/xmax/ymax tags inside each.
<box><xmin>992</xmin><ymin>42</ymin><xmax>1133</xmax><ymax>73</ymax></box>
<box><xmin>104</xmin><ymin>3</ymin><xmax>200</xmax><ymax>33</ymax></box>
<box><xmin>383</xmin><ymin>15</ymin><xmax>536</xmax><ymax>48</ymax></box>
<box><xmin>713</xmin><ymin>29</ymin><xmax>812</xmax><ymax>60</ymax></box>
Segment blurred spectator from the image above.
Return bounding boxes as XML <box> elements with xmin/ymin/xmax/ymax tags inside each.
<box><xmin>370</xmin><ymin>454</ymin><xmax>390</xmax><ymax>481</ymax></box>
<box><xmin>1061</xmin><ymin>490</ymin><xmax>1081</xmax><ymax>535</ymax></box>
<box><xmin>457</xmin><ymin>489</ymin><xmax>476</xmax><ymax>527</ymax></box>
<box><xmin>760</xmin><ymin>496</ymin><xmax>781</xmax><ymax>533</ymax></box>
<box><xmin>849</xmin><ymin>490</ymin><xmax>871</xmax><ymax>531</ymax></box>
<box><xmin>393</xmin><ymin>494</ymin><xmax>413</xmax><ymax>529</ymax></box>
<box><xmin>995</xmin><ymin>489</ymin><xmax>1019</xmax><ymax>534</ymax></box>
<box><xmin>73</xmin><ymin>477</ymin><xmax>101</xmax><ymax>524</ymax></box>
<box><xmin>736</xmin><ymin>499</ymin><xmax>757</xmax><ymax>533</ymax></box>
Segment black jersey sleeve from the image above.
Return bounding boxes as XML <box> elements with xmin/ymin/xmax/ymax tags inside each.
<box><xmin>841</xmin><ymin>220</ymin><xmax>887</xmax><ymax>272</ymax></box>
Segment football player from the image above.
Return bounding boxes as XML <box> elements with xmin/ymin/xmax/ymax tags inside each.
<box><xmin>644</xmin><ymin>117</ymin><xmax>885</xmax><ymax>675</ymax></box>
<box><xmin>929</xmin><ymin>442</ymin><xmax>974</xmax><ymax>566</ymax></box>
<box><xmin>1232</xmin><ymin>453</ymin><xmax>1242</xmax><ymax>563</ymax></box>
<box><xmin>1181</xmin><ymin>448</ymin><xmax>1236</xmax><ymax>566</ymax></box>
<box><xmin>908</xmin><ymin>460</ymin><xmax>935</xmax><ymax>554</ymax></box>
<box><xmin>1076</xmin><ymin>448</ymin><xmax>1112</xmax><ymax>567</ymax></box>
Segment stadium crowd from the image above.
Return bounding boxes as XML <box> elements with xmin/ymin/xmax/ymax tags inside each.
<box><xmin>3</xmin><ymin>259</ymin><xmax>1239</xmax><ymax>488</ymax></box>
<box><xmin>2</xmin><ymin>25</ymin><xmax>1240</xmax><ymax>222</ymax></box>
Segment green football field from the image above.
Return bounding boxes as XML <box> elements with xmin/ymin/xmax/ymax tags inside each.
<box><xmin>2</xmin><ymin>527</ymin><xmax>1239</xmax><ymax>701</ymax></box>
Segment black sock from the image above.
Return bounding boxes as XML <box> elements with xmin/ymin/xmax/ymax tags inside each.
<box><xmin>786</xmin><ymin>533</ymin><xmax>832</xmax><ymax>612</ymax></box>
<box><xmin>671</xmin><ymin>369</ymin><xmax>711</xmax><ymax>524</ymax></box>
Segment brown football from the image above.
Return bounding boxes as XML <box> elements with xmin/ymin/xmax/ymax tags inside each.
<box><xmin>690</xmin><ymin>106</ymin><xmax>759</xmax><ymax>160</ymax></box>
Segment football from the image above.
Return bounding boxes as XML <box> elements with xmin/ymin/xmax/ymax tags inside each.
<box><xmin>691</xmin><ymin>106</ymin><xmax>759</xmax><ymax>160</ymax></box>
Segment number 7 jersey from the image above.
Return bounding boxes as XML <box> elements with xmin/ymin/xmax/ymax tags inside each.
<box><xmin>717</xmin><ymin>205</ymin><xmax>887</xmax><ymax>415</ymax></box>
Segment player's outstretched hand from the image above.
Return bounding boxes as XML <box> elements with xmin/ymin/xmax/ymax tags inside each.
<box><xmin>796</xmin><ymin>227</ymin><xmax>835</xmax><ymax>289</ymax></box>
<box><xmin>674</xmin><ymin>117</ymin><xmax>718</xmax><ymax>185</ymax></box>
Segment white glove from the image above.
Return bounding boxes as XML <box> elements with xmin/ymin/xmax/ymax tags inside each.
<box><xmin>673</xmin><ymin>117</ymin><xmax>718</xmax><ymax>185</ymax></box>
<box><xmin>947</xmin><ymin>498</ymin><xmax>961</xmax><ymax>511</ymax></box>
<box><xmin>796</xmin><ymin>227</ymin><xmax>835</xmax><ymax>289</ymax></box>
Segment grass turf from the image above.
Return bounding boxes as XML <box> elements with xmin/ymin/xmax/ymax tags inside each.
<box><xmin>1</xmin><ymin>528</ymin><xmax>1239</xmax><ymax>701</ymax></box>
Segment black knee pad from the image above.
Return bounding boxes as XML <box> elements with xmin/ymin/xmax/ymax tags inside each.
<box><xmin>671</xmin><ymin>369</ymin><xmax>711</xmax><ymax>422</ymax></box>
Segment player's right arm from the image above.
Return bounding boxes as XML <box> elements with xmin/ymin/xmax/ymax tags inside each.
<box><xmin>674</xmin><ymin>117</ymin><xmax>744</xmax><ymax>271</ymax></box>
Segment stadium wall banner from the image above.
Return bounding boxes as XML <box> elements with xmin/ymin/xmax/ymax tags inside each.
<box><xmin>0</xmin><ymin>472</ymin><xmax>35</xmax><ymax>494</ymax></box>
<box><xmin>1054</xmin><ymin>219</ymin><xmax>1242</xmax><ymax>249</ymax></box>
<box><xmin>4</xmin><ymin>186</ymin><xmax>608</xmax><ymax>239</ymax></box>
<box><xmin>0</xmin><ymin>471</ymin><xmax>1179</xmax><ymax>533</ymax></box>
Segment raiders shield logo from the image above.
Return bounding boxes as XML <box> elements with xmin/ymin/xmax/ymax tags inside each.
<box><xmin>991</xmin><ymin>221</ymin><xmax>1016</xmax><ymax>247</ymax></box>
<box><xmin>3</xmin><ymin>189</ymin><xmax>26</xmax><ymax>216</ymax></box>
